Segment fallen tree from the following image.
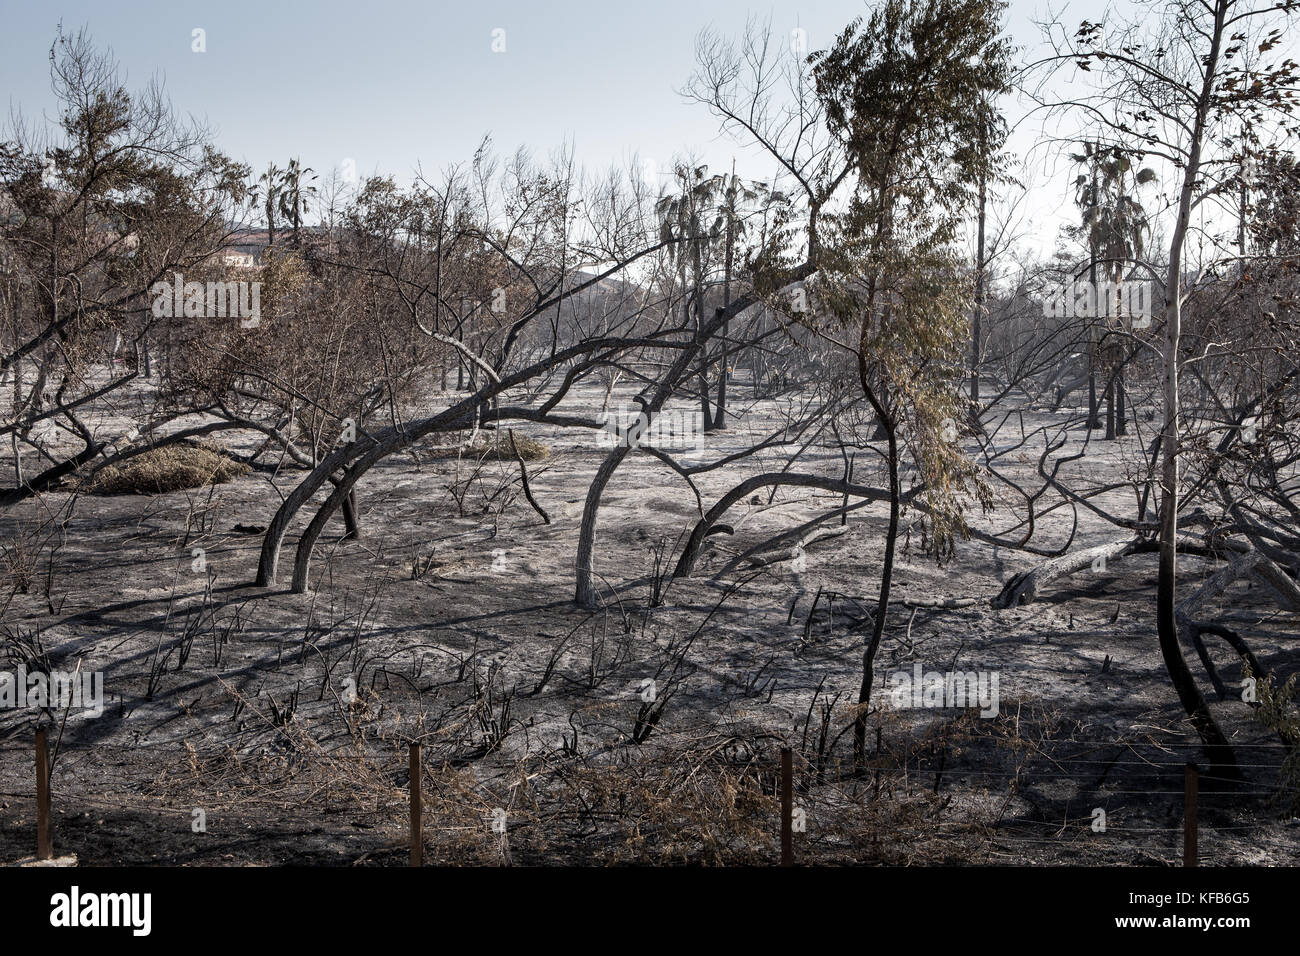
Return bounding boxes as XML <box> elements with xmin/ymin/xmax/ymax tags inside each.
<box><xmin>991</xmin><ymin>534</ymin><xmax>1151</xmax><ymax>609</ymax></box>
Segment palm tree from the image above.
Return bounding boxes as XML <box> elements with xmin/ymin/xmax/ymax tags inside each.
<box><xmin>253</xmin><ymin>162</ymin><xmax>283</xmax><ymax>248</ymax></box>
<box><xmin>657</xmin><ymin>164</ymin><xmax>720</xmax><ymax>429</ymax></box>
<box><xmin>711</xmin><ymin>166</ymin><xmax>786</xmax><ymax>427</ymax></box>
<box><xmin>278</xmin><ymin>158</ymin><xmax>318</xmax><ymax>247</ymax></box>
<box><xmin>1071</xmin><ymin>142</ymin><xmax>1156</xmax><ymax>436</ymax></box>
<box><xmin>656</xmin><ymin>164</ymin><xmax>779</xmax><ymax>428</ymax></box>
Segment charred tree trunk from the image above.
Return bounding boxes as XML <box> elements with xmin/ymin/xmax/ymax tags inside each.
<box><xmin>971</xmin><ymin>152</ymin><xmax>986</xmax><ymax>409</ymax></box>
<box><xmin>1156</xmin><ymin>0</ymin><xmax>1238</xmax><ymax>782</ymax></box>
<box><xmin>855</xmin><ymin>411</ymin><xmax>899</xmax><ymax>766</ymax></box>
<box><xmin>715</xmin><ymin>210</ymin><xmax>735</xmax><ymax>429</ymax></box>
<box><xmin>1116</xmin><ymin>365</ymin><xmax>1127</xmax><ymax>436</ymax></box>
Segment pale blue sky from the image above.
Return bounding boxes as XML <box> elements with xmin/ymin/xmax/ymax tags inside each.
<box><xmin>0</xmin><ymin>0</ymin><xmax>1204</xmax><ymax>254</ymax></box>
<box><xmin>2</xmin><ymin>1</ymin><xmax>866</xmax><ymax>180</ymax></box>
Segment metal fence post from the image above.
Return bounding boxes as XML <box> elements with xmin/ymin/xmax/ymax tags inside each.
<box><xmin>409</xmin><ymin>742</ymin><xmax>423</xmax><ymax>867</ymax></box>
<box><xmin>780</xmin><ymin>746</ymin><xmax>793</xmax><ymax>866</ymax></box>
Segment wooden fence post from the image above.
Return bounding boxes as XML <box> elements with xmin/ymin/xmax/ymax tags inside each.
<box><xmin>35</xmin><ymin>727</ymin><xmax>52</xmax><ymax>861</ymax></box>
<box><xmin>409</xmin><ymin>742</ymin><xmax>422</xmax><ymax>867</ymax></box>
<box><xmin>1183</xmin><ymin>762</ymin><xmax>1198</xmax><ymax>868</ymax></box>
<box><xmin>780</xmin><ymin>746</ymin><xmax>793</xmax><ymax>866</ymax></box>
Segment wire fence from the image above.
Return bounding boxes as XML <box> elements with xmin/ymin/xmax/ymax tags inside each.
<box><xmin>4</xmin><ymin>723</ymin><xmax>1296</xmax><ymax>866</ymax></box>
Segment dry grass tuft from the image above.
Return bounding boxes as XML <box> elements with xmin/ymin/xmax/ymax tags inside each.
<box><xmin>432</xmin><ymin>430</ymin><xmax>551</xmax><ymax>462</ymax></box>
<box><xmin>87</xmin><ymin>440</ymin><xmax>250</xmax><ymax>495</ymax></box>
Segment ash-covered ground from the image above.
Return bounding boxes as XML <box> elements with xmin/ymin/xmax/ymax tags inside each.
<box><xmin>2</xmin><ymin>379</ymin><xmax>1296</xmax><ymax>865</ymax></box>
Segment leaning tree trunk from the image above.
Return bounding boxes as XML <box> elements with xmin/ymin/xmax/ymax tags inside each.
<box><xmin>256</xmin><ymin>399</ymin><xmax>477</xmax><ymax>586</ymax></box>
<box><xmin>255</xmin><ymin>442</ymin><xmax>360</xmax><ymax>585</ymax></box>
<box><xmin>575</xmin><ymin>322</ymin><xmax>710</xmax><ymax>607</ymax></box>
<box><xmin>1156</xmin><ymin>0</ymin><xmax>1238</xmax><ymax>781</ymax></box>
<box><xmin>673</xmin><ymin>472</ymin><xmax>892</xmax><ymax>578</ymax></box>
<box><xmin>573</xmin><ymin>279</ymin><xmax>811</xmax><ymax>607</ymax></box>
<box><xmin>573</xmin><ymin>444</ymin><xmax>635</xmax><ymax>608</ymax></box>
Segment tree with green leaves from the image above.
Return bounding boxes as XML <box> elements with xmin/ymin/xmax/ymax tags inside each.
<box><xmin>0</xmin><ymin>27</ymin><xmax>250</xmax><ymax>505</ymax></box>
<box><xmin>810</xmin><ymin>0</ymin><xmax>1010</xmax><ymax>763</ymax></box>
